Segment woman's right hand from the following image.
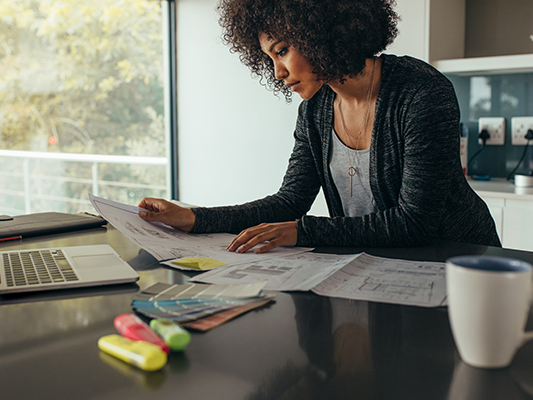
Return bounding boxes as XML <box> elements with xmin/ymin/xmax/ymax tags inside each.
<box><xmin>138</xmin><ymin>197</ymin><xmax>196</xmax><ymax>233</ymax></box>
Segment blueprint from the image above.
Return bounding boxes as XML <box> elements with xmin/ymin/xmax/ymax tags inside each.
<box><xmin>89</xmin><ymin>195</ymin><xmax>447</xmax><ymax>307</ymax></box>
<box><xmin>193</xmin><ymin>252</ymin><xmax>447</xmax><ymax>307</ymax></box>
<box><xmin>89</xmin><ymin>195</ymin><xmax>311</xmax><ymax>264</ymax></box>
<box><xmin>311</xmin><ymin>253</ymin><xmax>447</xmax><ymax>307</ymax></box>
<box><xmin>191</xmin><ymin>252</ymin><xmax>359</xmax><ymax>291</ymax></box>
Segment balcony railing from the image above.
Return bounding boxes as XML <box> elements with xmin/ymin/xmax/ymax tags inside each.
<box><xmin>0</xmin><ymin>149</ymin><xmax>169</xmax><ymax>215</ymax></box>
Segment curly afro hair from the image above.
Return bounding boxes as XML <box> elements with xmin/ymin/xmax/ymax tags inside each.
<box><xmin>217</xmin><ymin>0</ymin><xmax>399</xmax><ymax>102</ymax></box>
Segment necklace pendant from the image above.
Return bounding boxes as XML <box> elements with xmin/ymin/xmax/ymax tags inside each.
<box><xmin>348</xmin><ymin>166</ymin><xmax>356</xmax><ymax>197</ymax></box>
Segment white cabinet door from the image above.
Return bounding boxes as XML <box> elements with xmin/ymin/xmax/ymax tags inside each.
<box><xmin>484</xmin><ymin>197</ymin><xmax>504</xmax><ymax>243</ymax></box>
<box><xmin>502</xmin><ymin>199</ymin><xmax>533</xmax><ymax>252</ymax></box>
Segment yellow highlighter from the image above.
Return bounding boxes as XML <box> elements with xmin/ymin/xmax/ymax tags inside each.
<box><xmin>98</xmin><ymin>334</ymin><xmax>167</xmax><ymax>371</ymax></box>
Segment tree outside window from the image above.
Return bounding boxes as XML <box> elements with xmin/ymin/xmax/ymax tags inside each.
<box><xmin>0</xmin><ymin>0</ymin><xmax>169</xmax><ymax>215</ymax></box>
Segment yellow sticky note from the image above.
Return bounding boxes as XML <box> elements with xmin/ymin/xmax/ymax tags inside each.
<box><xmin>171</xmin><ymin>257</ymin><xmax>227</xmax><ymax>270</ymax></box>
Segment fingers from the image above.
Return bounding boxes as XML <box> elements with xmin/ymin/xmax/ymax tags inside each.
<box><xmin>138</xmin><ymin>198</ymin><xmax>169</xmax><ymax>222</ymax></box>
<box><xmin>137</xmin><ymin>198</ymin><xmax>195</xmax><ymax>232</ymax></box>
<box><xmin>227</xmin><ymin>224</ymin><xmax>268</xmax><ymax>252</ymax></box>
<box><xmin>227</xmin><ymin>222</ymin><xmax>297</xmax><ymax>254</ymax></box>
<box><xmin>138</xmin><ymin>197</ymin><xmax>154</xmax><ymax>210</ymax></box>
<box><xmin>228</xmin><ymin>226</ymin><xmax>274</xmax><ymax>254</ymax></box>
<box><xmin>138</xmin><ymin>209</ymin><xmax>164</xmax><ymax>222</ymax></box>
<box><xmin>252</xmin><ymin>239</ymin><xmax>283</xmax><ymax>254</ymax></box>
<box><xmin>138</xmin><ymin>197</ymin><xmax>170</xmax><ymax>212</ymax></box>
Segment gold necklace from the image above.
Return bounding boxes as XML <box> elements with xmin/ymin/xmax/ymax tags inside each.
<box><xmin>336</xmin><ymin>57</ymin><xmax>376</xmax><ymax>197</ymax></box>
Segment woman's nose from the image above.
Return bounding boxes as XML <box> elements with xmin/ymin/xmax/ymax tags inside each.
<box><xmin>274</xmin><ymin>62</ymin><xmax>288</xmax><ymax>81</ymax></box>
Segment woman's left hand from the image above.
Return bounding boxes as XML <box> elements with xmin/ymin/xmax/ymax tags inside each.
<box><xmin>227</xmin><ymin>221</ymin><xmax>298</xmax><ymax>254</ymax></box>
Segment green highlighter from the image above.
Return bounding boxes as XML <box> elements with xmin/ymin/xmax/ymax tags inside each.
<box><xmin>150</xmin><ymin>318</ymin><xmax>191</xmax><ymax>351</ymax></box>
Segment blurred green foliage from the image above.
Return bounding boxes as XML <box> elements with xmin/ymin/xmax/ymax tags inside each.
<box><xmin>0</xmin><ymin>0</ymin><xmax>168</xmax><ymax>214</ymax></box>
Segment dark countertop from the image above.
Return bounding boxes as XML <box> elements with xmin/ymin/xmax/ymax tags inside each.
<box><xmin>1</xmin><ymin>227</ymin><xmax>533</xmax><ymax>400</ymax></box>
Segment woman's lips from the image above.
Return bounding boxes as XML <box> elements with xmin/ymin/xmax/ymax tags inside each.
<box><xmin>286</xmin><ymin>81</ymin><xmax>301</xmax><ymax>91</ymax></box>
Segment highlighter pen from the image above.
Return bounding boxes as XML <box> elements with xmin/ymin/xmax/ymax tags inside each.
<box><xmin>0</xmin><ymin>236</ymin><xmax>22</xmax><ymax>242</ymax></box>
<box><xmin>150</xmin><ymin>318</ymin><xmax>191</xmax><ymax>351</ymax></box>
<box><xmin>114</xmin><ymin>314</ymin><xmax>170</xmax><ymax>354</ymax></box>
<box><xmin>98</xmin><ymin>334</ymin><xmax>167</xmax><ymax>371</ymax></box>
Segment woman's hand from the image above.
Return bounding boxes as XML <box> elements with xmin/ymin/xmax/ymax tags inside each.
<box><xmin>138</xmin><ymin>197</ymin><xmax>196</xmax><ymax>232</ymax></box>
<box><xmin>227</xmin><ymin>221</ymin><xmax>298</xmax><ymax>254</ymax></box>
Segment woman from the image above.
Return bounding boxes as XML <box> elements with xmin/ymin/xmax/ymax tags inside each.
<box><xmin>139</xmin><ymin>0</ymin><xmax>501</xmax><ymax>253</ymax></box>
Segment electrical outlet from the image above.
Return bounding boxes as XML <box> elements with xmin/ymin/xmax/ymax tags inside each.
<box><xmin>511</xmin><ymin>117</ymin><xmax>533</xmax><ymax>145</ymax></box>
<box><xmin>478</xmin><ymin>117</ymin><xmax>505</xmax><ymax>145</ymax></box>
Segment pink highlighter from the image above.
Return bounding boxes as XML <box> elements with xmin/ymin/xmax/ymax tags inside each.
<box><xmin>114</xmin><ymin>313</ymin><xmax>170</xmax><ymax>354</ymax></box>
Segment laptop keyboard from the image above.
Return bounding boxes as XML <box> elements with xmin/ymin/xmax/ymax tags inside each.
<box><xmin>2</xmin><ymin>249</ymin><xmax>79</xmax><ymax>287</ymax></box>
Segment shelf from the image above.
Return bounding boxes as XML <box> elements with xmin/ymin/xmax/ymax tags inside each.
<box><xmin>432</xmin><ymin>53</ymin><xmax>533</xmax><ymax>76</ymax></box>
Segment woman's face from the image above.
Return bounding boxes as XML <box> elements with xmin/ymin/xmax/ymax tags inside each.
<box><xmin>259</xmin><ymin>33</ymin><xmax>323</xmax><ymax>100</ymax></box>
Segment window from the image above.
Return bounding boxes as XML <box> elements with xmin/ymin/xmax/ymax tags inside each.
<box><xmin>0</xmin><ymin>0</ymin><xmax>175</xmax><ymax>215</ymax></box>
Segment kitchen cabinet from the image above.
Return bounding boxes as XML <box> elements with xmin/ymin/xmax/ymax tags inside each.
<box><xmin>390</xmin><ymin>0</ymin><xmax>533</xmax><ymax>75</ymax></box>
<box><xmin>483</xmin><ymin>197</ymin><xmax>504</xmax><ymax>242</ymax></box>
<box><xmin>470</xmin><ymin>179</ymin><xmax>533</xmax><ymax>252</ymax></box>
<box><xmin>434</xmin><ymin>54</ymin><xmax>533</xmax><ymax>76</ymax></box>
<box><xmin>502</xmin><ymin>199</ymin><xmax>533</xmax><ymax>252</ymax></box>
<box><xmin>388</xmin><ymin>0</ymin><xmax>465</xmax><ymax>63</ymax></box>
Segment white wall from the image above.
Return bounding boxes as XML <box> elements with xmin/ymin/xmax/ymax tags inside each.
<box><xmin>386</xmin><ymin>0</ymin><xmax>429</xmax><ymax>61</ymax></box>
<box><xmin>177</xmin><ymin>1</ymin><xmax>303</xmax><ymax>206</ymax></box>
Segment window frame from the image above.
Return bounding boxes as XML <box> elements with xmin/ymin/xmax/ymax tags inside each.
<box><xmin>166</xmin><ymin>0</ymin><xmax>179</xmax><ymax>200</ymax></box>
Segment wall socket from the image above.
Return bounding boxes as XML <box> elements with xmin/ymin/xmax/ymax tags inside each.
<box><xmin>511</xmin><ymin>117</ymin><xmax>533</xmax><ymax>145</ymax></box>
<box><xmin>478</xmin><ymin>117</ymin><xmax>505</xmax><ymax>145</ymax></box>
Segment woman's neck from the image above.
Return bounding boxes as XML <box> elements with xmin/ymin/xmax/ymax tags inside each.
<box><xmin>330</xmin><ymin>57</ymin><xmax>382</xmax><ymax>150</ymax></box>
<box><xmin>328</xmin><ymin>57</ymin><xmax>381</xmax><ymax>105</ymax></box>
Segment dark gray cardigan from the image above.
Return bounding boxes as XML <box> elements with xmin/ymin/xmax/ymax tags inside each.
<box><xmin>191</xmin><ymin>54</ymin><xmax>501</xmax><ymax>248</ymax></box>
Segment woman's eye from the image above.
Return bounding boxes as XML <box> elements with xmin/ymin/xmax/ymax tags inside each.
<box><xmin>277</xmin><ymin>47</ymin><xmax>288</xmax><ymax>57</ymax></box>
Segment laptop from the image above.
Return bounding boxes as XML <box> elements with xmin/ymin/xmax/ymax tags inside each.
<box><xmin>0</xmin><ymin>244</ymin><xmax>139</xmax><ymax>295</ymax></box>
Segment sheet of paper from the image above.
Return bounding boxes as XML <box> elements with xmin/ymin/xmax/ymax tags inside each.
<box><xmin>311</xmin><ymin>253</ymin><xmax>447</xmax><ymax>307</ymax></box>
<box><xmin>193</xmin><ymin>252</ymin><xmax>447</xmax><ymax>307</ymax></box>
<box><xmin>89</xmin><ymin>194</ymin><xmax>312</xmax><ymax>263</ymax></box>
<box><xmin>191</xmin><ymin>252</ymin><xmax>359</xmax><ymax>291</ymax></box>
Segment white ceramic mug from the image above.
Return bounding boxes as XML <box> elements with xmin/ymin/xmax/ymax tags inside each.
<box><xmin>446</xmin><ymin>255</ymin><xmax>533</xmax><ymax>369</ymax></box>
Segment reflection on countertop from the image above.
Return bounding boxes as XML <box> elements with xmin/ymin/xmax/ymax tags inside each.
<box><xmin>0</xmin><ymin>268</ymin><xmax>176</xmax><ymax>350</ymax></box>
